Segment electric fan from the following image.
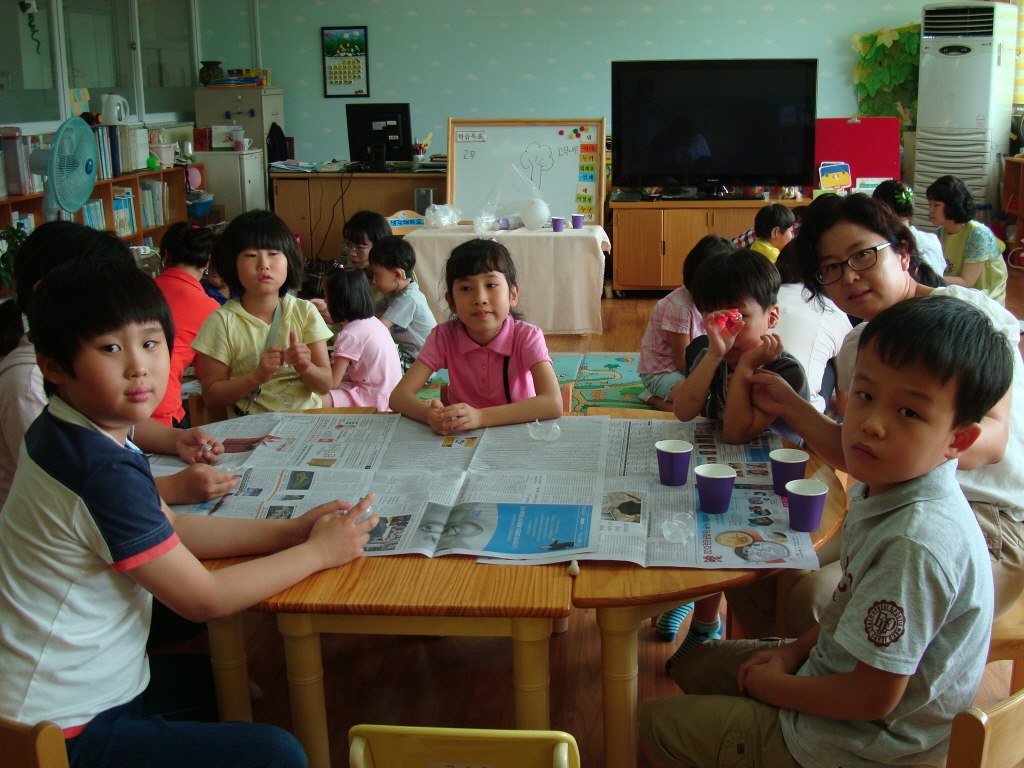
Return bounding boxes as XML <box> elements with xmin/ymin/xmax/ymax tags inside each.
<box><xmin>28</xmin><ymin>116</ymin><xmax>97</xmax><ymax>222</ymax></box>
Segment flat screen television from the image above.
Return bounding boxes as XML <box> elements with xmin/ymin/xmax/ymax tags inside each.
<box><xmin>346</xmin><ymin>102</ymin><xmax>413</xmax><ymax>167</ymax></box>
<box><xmin>611</xmin><ymin>59</ymin><xmax>817</xmax><ymax>191</ymax></box>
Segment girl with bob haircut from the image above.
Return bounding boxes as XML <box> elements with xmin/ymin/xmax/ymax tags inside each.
<box><xmin>193</xmin><ymin>210</ymin><xmax>334</xmax><ymax>415</ymax></box>
<box><xmin>872</xmin><ymin>180</ymin><xmax>946</xmax><ymax>277</ymax></box>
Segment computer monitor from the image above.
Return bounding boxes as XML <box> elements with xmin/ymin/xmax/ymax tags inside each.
<box><xmin>346</xmin><ymin>103</ymin><xmax>413</xmax><ymax>168</ymax></box>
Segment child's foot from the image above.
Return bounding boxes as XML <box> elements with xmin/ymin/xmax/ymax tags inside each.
<box><xmin>665</xmin><ymin>617</ymin><xmax>723</xmax><ymax>674</ymax></box>
<box><xmin>639</xmin><ymin>388</ymin><xmax>655</xmax><ymax>404</ymax></box>
<box><xmin>655</xmin><ymin>603</ymin><xmax>694</xmax><ymax>641</ymax></box>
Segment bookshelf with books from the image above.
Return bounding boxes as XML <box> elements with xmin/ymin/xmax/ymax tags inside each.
<box><xmin>0</xmin><ymin>164</ymin><xmax>205</xmax><ymax>247</ymax></box>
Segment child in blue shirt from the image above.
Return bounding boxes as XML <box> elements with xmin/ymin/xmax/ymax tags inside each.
<box><xmin>0</xmin><ymin>258</ymin><xmax>378</xmax><ymax>768</ymax></box>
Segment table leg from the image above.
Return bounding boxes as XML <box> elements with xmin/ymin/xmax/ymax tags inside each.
<box><xmin>207</xmin><ymin>613</ymin><xmax>252</xmax><ymax>723</ymax></box>
<box><xmin>510</xmin><ymin>617</ymin><xmax>552</xmax><ymax>729</ymax></box>
<box><xmin>597</xmin><ymin>605</ymin><xmax>641</xmax><ymax>768</ymax></box>
<box><xmin>278</xmin><ymin>614</ymin><xmax>330</xmax><ymax>768</ymax></box>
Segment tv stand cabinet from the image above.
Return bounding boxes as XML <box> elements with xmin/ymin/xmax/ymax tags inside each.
<box><xmin>609</xmin><ymin>199</ymin><xmax>802</xmax><ymax>290</ymax></box>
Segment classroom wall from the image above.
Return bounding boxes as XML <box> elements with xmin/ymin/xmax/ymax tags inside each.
<box><xmin>199</xmin><ymin>0</ymin><xmax>936</xmax><ymax>163</ymax></box>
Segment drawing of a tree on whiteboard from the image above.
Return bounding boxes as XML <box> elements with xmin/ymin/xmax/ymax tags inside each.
<box><xmin>520</xmin><ymin>142</ymin><xmax>554</xmax><ymax>187</ymax></box>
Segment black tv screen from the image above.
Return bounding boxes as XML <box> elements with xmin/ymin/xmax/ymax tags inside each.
<box><xmin>611</xmin><ymin>59</ymin><xmax>817</xmax><ymax>189</ymax></box>
<box><xmin>346</xmin><ymin>102</ymin><xmax>413</xmax><ymax>163</ymax></box>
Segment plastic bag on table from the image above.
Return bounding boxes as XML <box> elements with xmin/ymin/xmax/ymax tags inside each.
<box><xmin>473</xmin><ymin>164</ymin><xmax>547</xmax><ymax>236</ymax></box>
<box><xmin>424</xmin><ymin>203</ymin><xmax>462</xmax><ymax>229</ymax></box>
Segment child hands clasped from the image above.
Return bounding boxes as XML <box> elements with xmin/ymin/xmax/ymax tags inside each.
<box><xmin>389</xmin><ymin>240</ymin><xmax>562</xmax><ymax>434</ymax></box>
<box><xmin>193</xmin><ymin>210</ymin><xmax>334</xmax><ymax>415</ymax></box>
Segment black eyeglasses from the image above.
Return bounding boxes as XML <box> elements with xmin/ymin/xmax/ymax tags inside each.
<box><xmin>815</xmin><ymin>242</ymin><xmax>893</xmax><ymax>285</ymax></box>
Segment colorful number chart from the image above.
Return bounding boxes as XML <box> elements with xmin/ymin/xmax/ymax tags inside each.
<box><xmin>321</xmin><ymin>26</ymin><xmax>369</xmax><ymax>98</ymax></box>
<box><xmin>448</xmin><ymin>118</ymin><xmax>607</xmax><ymax>225</ymax></box>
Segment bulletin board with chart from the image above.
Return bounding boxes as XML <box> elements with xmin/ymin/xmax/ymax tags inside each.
<box><xmin>321</xmin><ymin>26</ymin><xmax>369</xmax><ymax>97</ymax></box>
<box><xmin>447</xmin><ymin>118</ymin><xmax>607</xmax><ymax>226</ymax></box>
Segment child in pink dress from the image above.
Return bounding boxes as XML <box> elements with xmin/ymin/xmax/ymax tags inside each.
<box><xmin>325</xmin><ymin>267</ymin><xmax>402</xmax><ymax>411</ymax></box>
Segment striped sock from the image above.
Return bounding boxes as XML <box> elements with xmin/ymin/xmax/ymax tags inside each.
<box><xmin>655</xmin><ymin>603</ymin><xmax>694</xmax><ymax>641</ymax></box>
<box><xmin>665</xmin><ymin>617</ymin><xmax>723</xmax><ymax>674</ymax></box>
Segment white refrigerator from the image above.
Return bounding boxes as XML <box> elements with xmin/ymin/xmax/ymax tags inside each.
<box><xmin>192</xmin><ymin>150</ymin><xmax>268</xmax><ymax>222</ymax></box>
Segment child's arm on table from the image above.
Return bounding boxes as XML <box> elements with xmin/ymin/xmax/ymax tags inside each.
<box><xmin>738</xmin><ymin>626</ymin><xmax>909</xmax><ymax>721</ymax></box>
<box><xmin>198</xmin><ymin>350</ymin><xmax>282</xmax><ymax>409</ymax></box>
<box><xmin>956</xmin><ymin>388</ymin><xmax>1011</xmax><ymax>471</ymax></box>
<box><xmin>748</xmin><ymin>369</ymin><xmax>846</xmax><ymax>470</ymax></box>
<box><xmin>133</xmin><ymin>418</ymin><xmax>241</xmax><ymax>504</ymax></box>
<box><xmin>723</xmin><ymin>333</ymin><xmax>785</xmax><ymax>444</ymax></box>
<box><xmin>132</xmin><ymin>494</ymin><xmax>378</xmax><ymax>622</ymax></box>
<box><xmin>672</xmin><ymin>310</ymin><xmax>740</xmax><ymax>421</ymax></box>
<box><xmin>284</xmin><ymin>332</ymin><xmax>332</xmax><ymax>396</ymax></box>
<box><xmin>438</xmin><ymin>360</ymin><xmax>562</xmax><ymax>432</ymax></box>
<box><xmin>389</xmin><ymin>360</ymin><xmax>452</xmax><ymax>435</ymax></box>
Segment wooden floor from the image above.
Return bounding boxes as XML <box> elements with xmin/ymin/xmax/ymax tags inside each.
<box><xmin>167</xmin><ymin>269</ymin><xmax>1024</xmax><ymax>767</ymax></box>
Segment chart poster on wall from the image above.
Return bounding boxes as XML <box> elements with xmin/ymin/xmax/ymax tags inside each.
<box><xmin>448</xmin><ymin>118</ymin><xmax>607</xmax><ymax>226</ymax></box>
<box><xmin>322</xmin><ymin>26</ymin><xmax>369</xmax><ymax>98</ymax></box>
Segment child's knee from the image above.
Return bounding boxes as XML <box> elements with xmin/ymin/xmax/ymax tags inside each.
<box><xmin>241</xmin><ymin>723</ymin><xmax>308</xmax><ymax>768</ymax></box>
<box><xmin>672</xmin><ymin>639</ymin><xmax>729</xmax><ymax>692</ymax></box>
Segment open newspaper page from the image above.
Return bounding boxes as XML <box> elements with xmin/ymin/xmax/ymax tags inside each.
<box><xmin>380</xmin><ymin>416</ymin><xmax>483</xmax><ymax>471</ymax></box>
<box><xmin>148</xmin><ymin>413</ymin><xmax>284</xmax><ymax>477</ymax></box>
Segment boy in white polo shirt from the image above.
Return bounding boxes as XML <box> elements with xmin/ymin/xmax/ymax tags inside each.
<box><xmin>642</xmin><ymin>295</ymin><xmax>1010</xmax><ymax>768</ymax></box>
<box><xmin>0</xmin><ymin>258</ymin><xmax>378</xmax><ymax>768</ymax></box>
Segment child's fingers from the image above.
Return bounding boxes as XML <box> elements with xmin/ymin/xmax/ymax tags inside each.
<box><xmin>290</xmin><ymin>331</ymin><xmax>299</xmax><ymax>348</ymax></box>
<box><xmin>341</xmin><ymin>492</ymin><xmax>376</xmax><ymax>522</ymax></box>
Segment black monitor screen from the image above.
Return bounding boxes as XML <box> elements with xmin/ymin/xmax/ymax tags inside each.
<box><xmin>611</xmin><ymin>59</ymin><xmax>817</xmax><ymax>188</ymax></box>
<box><xmin>346</xmin><ymin>102</ymin><xmax>413</xmax><ymax>163</ymax></box>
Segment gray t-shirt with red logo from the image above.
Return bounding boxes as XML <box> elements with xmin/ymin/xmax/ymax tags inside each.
<box><xmin>780</xmin><ymin>460</ymin><xmax>993</xmax><ymax>768</ymax></box>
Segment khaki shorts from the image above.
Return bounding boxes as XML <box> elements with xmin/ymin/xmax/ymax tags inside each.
<box><xmin>640</xmin><ymin>639</ymin><xmax>803</xmax><ymax>768</ymax></box>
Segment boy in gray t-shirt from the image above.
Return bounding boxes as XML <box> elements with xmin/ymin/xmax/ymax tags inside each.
<box><xmin>367</xmin><ymin>236</ymin><xmax>437</xmax><ymax>372</ymax></box>
<box><xmin>642</xmin><ymin>296</ymin><xmax>1011</xmax><ymax>768</ymax></box>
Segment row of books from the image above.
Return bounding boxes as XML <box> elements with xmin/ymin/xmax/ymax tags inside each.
<box><xmin>111</xmin><ymin>187</ymin><xmax>137</xmax><ymax>237</ymax></box>
<box><xmin>0</xmin><ymin>133</ymin><xmax>49</xmax><ymax>197</ymax></box>
<box><xmin>139</xmin><ymin>178</ymin><xmax>169</xmax><ymax>229</ymax></box>
<box><xmin>81</xmin><ymin>199</ymin><xmax>106</xmax><ymax>230</ymax></box>
<box><xmin>94</xmin><ymin>125</ymin><xmax>150</xmax><ymax>181</ymax></box>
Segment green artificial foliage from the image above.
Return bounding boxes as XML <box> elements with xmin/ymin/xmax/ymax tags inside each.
<box><xmin>851</xmin><ymin>22</ymin><xmax>921</xmax><ymax>127</ymax></box>
<box><xmin>0</xmin><ymin>222</ymin><xmax>29</xmax><ymax>292</ymax></box>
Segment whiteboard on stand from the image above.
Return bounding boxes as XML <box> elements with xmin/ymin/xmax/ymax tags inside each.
<box><xmin>447</xmin><ymin>118</ymin><xmax>606</xmax><ymax>225</ymax></box>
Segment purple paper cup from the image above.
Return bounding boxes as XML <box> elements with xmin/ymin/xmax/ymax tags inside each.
<box><xmin>655</xmin><ymin>440</ymin><xmax>692</xmax><ymax>486</ymax></box>
<box><xmin>786</xmin><ymin>478</ymin><xmax>828</xmax><ymax>532</ymax></box>
<box><xmin>695</xmin><ymin>463</ymin><xmax>737</xmax><ymax>514</ymax></box>
<box><xmin>551</xmin><ymin>216</ymin><xmax>565</xmax><ymax>232</ymax></box>
<box><xmin>770</xmin><ymin>448</ymin><xmax>808</xmax><ymax>496</ymax></box>
<box><xmin>571</xmin><ymin>213</ymin><xmax>584</xmax><ymax>229</ymax></box>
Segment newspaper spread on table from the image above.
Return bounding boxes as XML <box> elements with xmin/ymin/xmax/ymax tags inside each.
<box><xmin>154</xmin><ymin>414</ymin><xmax>821</xmax><ymax>569</ymax></box>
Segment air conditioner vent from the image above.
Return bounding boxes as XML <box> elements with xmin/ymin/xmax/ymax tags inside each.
<box><xmin>923</xmin><ymin>5</ymin><xmax>994</xmax><ymax>38</ymax></box>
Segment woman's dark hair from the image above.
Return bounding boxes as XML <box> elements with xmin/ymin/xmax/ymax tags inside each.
<box><xmin>682</xmin><ymin>235</ymin><xmax>735</xmax><ymax>286</ymax></box>
<box><xmin>443</xmin><ymin>239</ymin><xmax>523</xmax><ymax>320</ymax></box>
<box><xmin>160</xmin><ymin>221</ymin><xmax>215</xmax><ymax>270</ymax></box>
<box><xmin>689</xmin><ymin>248</ymin><xmax>781</xmax><ymax>314</ymax></box>
<box><xmin>324</xmin><ymin>266</ymin><xmax>375</xmax><ymax>323</ymax></box>
<box><xmin>367</xmin><ymin>235</ymin><xmax>416</xmax><ymax>275</ymax></box>
<box><xmin>0</xmin><ymin>222</ymin><xmax>133</xmax><ymax>355</ymax></box>
<box><xmin>342</xmin><ymin>210</ymin><xmax>391</xmax><ymax>245</ymax></box>
<box><xmin>926</xmin><ymin>175</ymin><xmax>976</xmax><ymax>224</ymax></box>
<box><xmin>872</xmin><ymin>180</ymin><xmax>915</xmax><ymax>219</ymax></box>
<box><xmin>28</xmin><ymin>258</ymin><xmax>175</xmax><ymax>397</ymax></box>
<box><xmin>859</xmin><ymin>296</ymin><xmax>1012</xmax><ymax>427</ymax></box>
<box><xmin>209</xmin><ymin>210</ymin><xmax>303</xmax><ymax>297</ymax></box>
<box><xmin>791</xmin><ymin>193</ymin><xmax>941</xmax><ymax>303</ymax></box>
<box><xmin>775</xmin><ymin>240</ymin><xmax>803</xmax><ymax>284</ymax></box>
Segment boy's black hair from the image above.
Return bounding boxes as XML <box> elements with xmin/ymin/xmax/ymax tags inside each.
<box><xmin>324</xmin><ymin>266</ymin><xmax>375</xmax><ymax>323</ymax></box>
<box><xmin>791</xmin><ymin>193</ymin><xmax>941</xmax><ymax>304</ymax></box>
<box><xmin>926</xmin><ymin>175</ymin><xmax>976</xmax><ymax>224</ymax></box>
<box><xmin>689</xmin><ymin>248</ymin><xmax>781</xmax><ymax>314</ymax></box>
<box><xmin>754</xmin><ymin>204</ymin><xmax>795</xmax><ymax>240</ymax></box>
<box><xmin>872</xmin><ymin>179</ymin><xmax>915</xmax><ymax>219</ymax></box>
<box><xmin>443</xmin><ymin>239</ymin><xmax>523</xmax><ymax>320</ymax></box>
<box><xmin>209</xmin><ymin>210</ymin><xmax>303</xmax><ymax>297</ymax></box>
<box><xmin>0</xmin><ymin>221</ymin><xmax>133</xmax><ymax>356</ymax></box>
<box><xmin>682</xmin><ymin>235</ymin><xmax>735</xmax><ymax>286</ymax></box>
<box><xmin>160</xmin><ymin>221</ymin><xmax>215</xmax><ymax>270</ymax></box>
<box><xmin>367</xmin><ymin>235</ymin><xmax>416</xmax><ymax>275</ymax></box>
<box><xmin>28</xmin><ymin>258</ymin><xmax>175</xmax><ymax>397</ymax></box>
<box><xmin>858</xmin><ymin>295</ymin><xmax>1012</xmax><ymax>427</ymax></box>
<box><xmin>342</xmin><ymin>210</ymin><xmax>391</xmax><ymax>245</ymax></box>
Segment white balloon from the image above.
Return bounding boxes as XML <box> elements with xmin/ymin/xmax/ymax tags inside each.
<box><xmin>520</xmin><ymin>198</ymin><xmax>550</xmax><ymax>230</ymax></box>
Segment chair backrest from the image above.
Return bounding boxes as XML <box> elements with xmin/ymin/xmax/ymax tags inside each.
<box><xmin>188</xmin><ymin>391</ymin><xmax>228</xmax><ymax>428</ymax></box>
<box><xmin>348</xmin><ymin>725</ymin><xmax>580</xmax><ymax>768</ymax></box>
<box><xmin>947</xmin><ymin>687</ymin><xmax>1024</xmax><ymax>768</ymax></box>
<box><xmin>0</xmin><ymin>716</ymin><xmax>70</xmax><ymax>768</ymax></box>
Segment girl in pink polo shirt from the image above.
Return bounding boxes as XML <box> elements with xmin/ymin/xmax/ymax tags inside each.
<box><xmin>389</xmin><ymin>240</ymin><xmax>562</xmax><ymax>434</ymax></box>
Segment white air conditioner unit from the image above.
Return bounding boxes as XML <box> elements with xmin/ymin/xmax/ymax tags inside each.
<box><xmin>912</xmin><ymin>1</ymin><xmax>1016</xmax><ymax>227</ymax></box>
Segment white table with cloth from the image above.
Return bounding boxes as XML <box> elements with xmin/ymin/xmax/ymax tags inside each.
<box><xmin>404</xmin><ymin>224</ymin><xmax>609</xmax><ymax>335</ymax></box>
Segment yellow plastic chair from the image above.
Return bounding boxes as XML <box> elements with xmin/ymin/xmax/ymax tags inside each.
<box><xmin>947</xmin><ymin>686</ymin><xmax>1024</xmax><ymax>768</ymax></box>
<box><xmin>986</xmin><ymin>589</ymin><xmax>1024</xmax><ymax>694</ymax></box>
<box><xmin>348</xmin><ymin>725</ymin><xmax>580</xmax><ymax>768</ymax></box>
<box><xmin>0</xmin><ymin>716</ymin><xmax>69</xmax><ymax>768</ymax></box>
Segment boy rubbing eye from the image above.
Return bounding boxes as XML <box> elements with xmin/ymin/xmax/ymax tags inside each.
<box><xmin>643</xmin><ymin>296</ymin><xmax>1010</xmax><ymax>768</ymax></box>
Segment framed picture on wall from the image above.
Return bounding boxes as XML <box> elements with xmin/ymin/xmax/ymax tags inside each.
<box><xmin>322</xmin><ymin>26</ymin><xmax>369</xmax><ymax>97</ymax></box>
